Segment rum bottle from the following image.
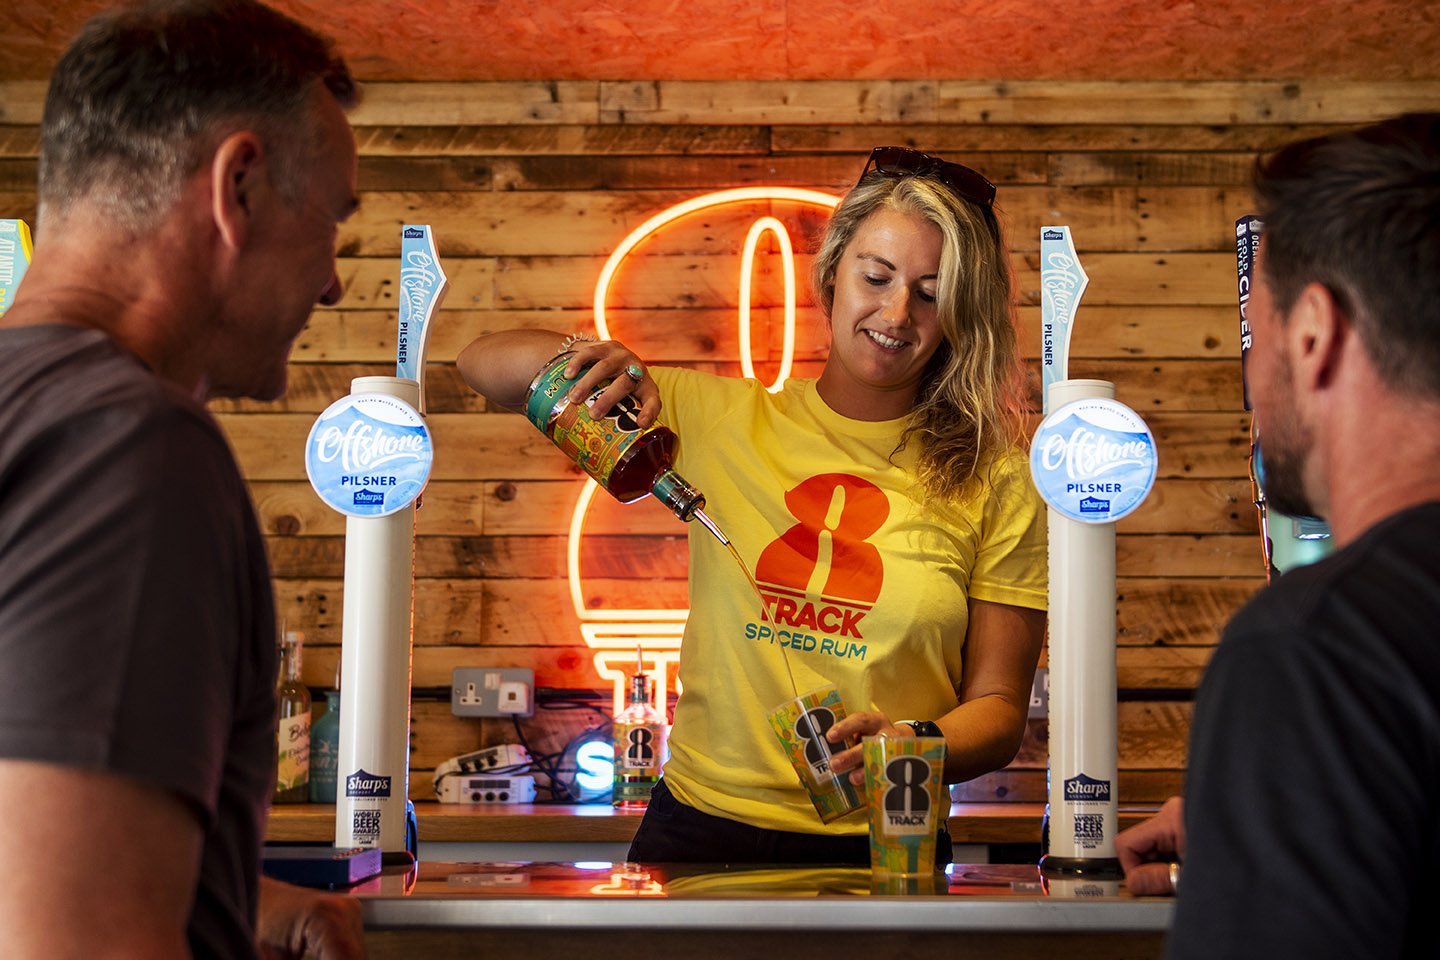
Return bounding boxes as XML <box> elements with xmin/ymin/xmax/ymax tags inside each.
<box><xmin>525</xmin><ymin>353</ymin><xmax>725</xmax><ymax>541</ymax></box>
<box><xmin>613</xmin><ymin>667</ymin><xmax>667</xmax><ymax>809</ymax></box>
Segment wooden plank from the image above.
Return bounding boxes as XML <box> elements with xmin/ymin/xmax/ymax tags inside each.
<box><xmin>0</xmin><ymin>126</ymin><xmax>40</xmax><ymax>160</ymax></box>
<box><xmin>602</xmin><ymin>80</ymin><xmax>942</xmax><ymax>125</ymax></box>
<box><xmin>1005</xmin><ymin>703</ymin><xmax>1193</xmax><ymax>770</ymax></box>
<box><xmin>487</xmin><ymin>153</ymin><xmax>1045</xmax><ymax>192</ymax></box>
<box><xmin>933</xmin><ymin>81</ymin><xmax>1440</xmax><ymax>125</ymax></box>
<box><xmin>328</xmin><ymin>256</ymin><xmax>495</xmax><ymax>311</ymax></box>
<box><xmin>353</xmin><ymin>124</ymin><xmax>770</xmax><ymax>158</ymax></box>
<box><xmin>1015</xmin><ymin>305</ymin><xmax>1241</xmax><ymax>360</ymax></box>
<box><xmin>1115</xmin><ymin>577</ymin><xmax>1262</xmax><ymax>645</ymax></box>
<box><xmin>1117</xmin><ymin>534</ymin><xmax>1262</xmax><ymax>579</ymax></box>
<box><xmin>275</xmin><ymin>578</ymin><xmax>484</xmax><ymax>648</ymax></box>
<box><xmin>1047</xmin><ymin>152</ymin><xmax>1258</xmax><ymax>186</ymax></box>
<box><xmin>0</xmin><ymin>121</ymin><xmax>1360</xmax><ymax>165</ymax></box>
<box><xmin>346</xmin><ymin>82</ymin><xmax>601</xmax><ymax>127</ymax></box>
<box><xmin>1023</xmin><ymin>358</ymin><xmax>1242</xmax><ymax>412</ymax></box>
<box><xmin>211</xmin><ymin>363</ymin><xmax>488</xmax><ymax>415</ymax></box>
<box><xmin>358</xmin><ymin>156</ymin><xmax>494</xmax><ymax>192</ymax></box>
<box><xmin>1038</xmin><ymin>645</ymin><xmax>1218</xmax><ymax>690</ymax></box>
<box><xmin>0</xmin><ymin>158</ymin><xmax>35</xmax><ymax>191</ymax></box>
<box><xmin>0</xmin><ymin>83</ymin><xmax>46</xmax><ymax>125</ymax></box>
<box><xmin>0</xmin><ymin>190</ymin><xmax>36</xmax><ymax>225</ymax></box>
<box><xmin>333</xmin><ymin>187</ymin><xmax>1251</xmax><ymax>258</ymax></box>
<box><xmin>771</xmin><ymin>122</ymin><xmax>1362</xmax><ymax>154</ymax></box>
<box><xmin>218</xmin><ymin>410</ymin><xmax>1253</xmax><ymax>482</ymax></box>
<box><xmin>251</xmin><ymin>481</ymin><xmax>488</xmax><ymax>538</ymax></box>
<box><xmin>8</xmin><ymin>80</ymin><xmax>1435</xmax><ymax>143</ymax></box>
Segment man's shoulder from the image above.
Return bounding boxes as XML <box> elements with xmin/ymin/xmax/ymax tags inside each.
<box><xmin>0</xmin><ymin>324</ymin><xmax>216</xmax><ymax>442</ymax></box>
<box><xmin>1219</xmin><ymin>502</ymin><xmax>1440</xmax><ymax>677</ymax></box>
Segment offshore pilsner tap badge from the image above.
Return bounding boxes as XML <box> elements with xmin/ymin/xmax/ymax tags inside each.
<box><xmin>1029</xmin><ymin>397</ymin><xmax>1157</xmax><ymax>524</ymax></box>
<box><xmin>305</xmin><ymin>393</ymin><xmax>433</xmax><ymax>518</ymax></box>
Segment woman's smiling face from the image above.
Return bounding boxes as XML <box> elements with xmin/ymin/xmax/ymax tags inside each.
<box><xmin>817</xmin><ymin>205</ymin><xmax>945</xmax><ymax>421</ymax></box>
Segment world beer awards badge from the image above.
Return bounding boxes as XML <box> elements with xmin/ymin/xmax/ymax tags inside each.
<box><xmin>1030</xmin><ymin>397</ymin><xmax>1157</xmax><ymax>524</ymax></box>
<box><xmin>305</xmin><ymin>393</ymin><xmax>433</xmax><ymax>518</ymax></box>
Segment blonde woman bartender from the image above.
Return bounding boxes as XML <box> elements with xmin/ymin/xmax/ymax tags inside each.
<box><xmin>457</xmin><ymin>147</ymin><xmax>1047</xmax><ymax>864</ymax></box>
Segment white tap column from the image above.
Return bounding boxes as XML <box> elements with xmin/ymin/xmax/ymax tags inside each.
<box><xmin>334</xmin><ymin>375</ymin><xmax>419</xmax><ymax>858</ymax></box>
<box><xmin>1043</xmin><ymin>378</ymin><xmax>1120</xmax><ymax>875</ymax></box>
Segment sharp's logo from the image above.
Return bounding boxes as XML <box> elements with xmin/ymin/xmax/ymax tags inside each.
<box><xmin>353</xmin><ymin>489</ymin><xmax>385</xmax><ymax>506</ymax></box>
<box><xmin>402</xmin><ymin>227</ymin><xmax>425</xmax><ymax>239</ymax></box>
<box><xmin>346</xmin><ymin>769</ymin><xmax>392</xmax><ymax>798</ymax></box>
<box><xmin>1079</xmin><ymin>496</ymin><xmax>1109</xmax><ymax>513</ymax></box>
<box><xmin>1063</xmin><ymin>773</ymin><xmax>1111</xmax><ymax>802</ymax></box>
<box><xmin>1042</xmin><ymin>229</ymin><xmax>1064</xmax><ymax>241</ymax></box>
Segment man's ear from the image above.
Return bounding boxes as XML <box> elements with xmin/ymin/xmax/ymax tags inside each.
<box><xmin>210</xmin><ymin>131</ymin><xmax>265</xmax><ymax>251</ymax></box>
<box><xmin>1287</xmin><ymin>282</ymin><xmax>1349</xmax><ymax>391</ymax></box>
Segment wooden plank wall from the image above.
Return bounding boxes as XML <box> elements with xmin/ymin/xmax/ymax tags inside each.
<box><xmin>2</xmin><ymin>80</ymin><xmax>1435</xmax><ymax>806</ymax></box>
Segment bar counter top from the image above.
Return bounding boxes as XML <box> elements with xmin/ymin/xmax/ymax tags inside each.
<box><xmin>349</xmin><ymin>859</ymin><xmax>1172</xmax><ymax>960</ymax></box>
<box><xmin>267</xmin><ymin>801</ymin><xmax>1158</xmax><ymax>845</ymax></box>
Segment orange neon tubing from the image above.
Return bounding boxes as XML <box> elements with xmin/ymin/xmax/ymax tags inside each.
<box><xmin>575</xmin><ymin>187</ymin><xmax>841</xmax><ymax>704</ymax></box>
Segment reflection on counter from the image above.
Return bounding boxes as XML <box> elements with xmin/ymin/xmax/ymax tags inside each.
<box><xmin>369</xmin><ymin>859</ymin><xmax>1145</xmax><ymax>901</ymax></box>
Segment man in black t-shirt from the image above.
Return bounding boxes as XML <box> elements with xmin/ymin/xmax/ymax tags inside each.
<box><xmin>0</xmin><ymin>3</ymin><xmax>364</xmax><ymax>957</ymax></box>
<box><xmin>1116</xmin><ymin>115</ymin><xmax>1440</xmax><ymax>958</ymax></box>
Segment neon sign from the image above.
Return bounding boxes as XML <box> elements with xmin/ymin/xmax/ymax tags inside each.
<box><xmin>580</xmin><ymin>187</ymin><xmax>841</xmax><ymax>715</ymax></box>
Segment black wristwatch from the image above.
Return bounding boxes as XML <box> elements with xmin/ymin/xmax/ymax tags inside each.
<box><xmin>899</xmin><ymin>720</ymin><xmax>944</xmax><ymax>739</ymax></box>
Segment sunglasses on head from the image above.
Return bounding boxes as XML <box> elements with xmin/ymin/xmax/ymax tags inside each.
<box><xmin>859</xmin><ymin>146</ymin><xmax>997</xmax><ymax>209</ymax></box>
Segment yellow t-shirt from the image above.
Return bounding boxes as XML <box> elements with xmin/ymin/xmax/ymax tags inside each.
<box><xmin>652</xmin><ymin>367</ymin><xmax>1047</xmax><ymax>835</ymax></box>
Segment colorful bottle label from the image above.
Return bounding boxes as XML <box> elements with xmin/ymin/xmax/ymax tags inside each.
<box><xmin>276</xmin><ymin>713</ymin><xmax>311</xmax><ymax>792</ymax></box>
<box><xmin>0</xmin><ymin>219</ymin><xmax>32</xmax><ymax>317</ymax></box>
<box><xmin>525</xmin><ymin>355</ymin><xmax>663</xmax><ymax>494</ymax></box>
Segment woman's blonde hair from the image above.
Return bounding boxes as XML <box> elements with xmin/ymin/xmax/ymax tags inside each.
<box><xmin>812</xmin><ymin>171</ymin><xmax>1026</xmax><ymax>504</ymax></box>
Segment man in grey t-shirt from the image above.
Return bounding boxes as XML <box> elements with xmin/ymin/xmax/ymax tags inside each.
<box><xmin>0</xmin><ymin>2</ymin><xmax>364</xmax><ymax>957</ymax></box>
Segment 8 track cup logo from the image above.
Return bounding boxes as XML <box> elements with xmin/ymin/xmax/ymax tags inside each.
<box><xmin>795</xmin><ymin>706</ymin><xmax>839</xmax><ymax>783</ymax></box>
<box><xmin>882</xmin><ymin>756</ymin><xmax>936</xmax><ymax>835</ymax></box>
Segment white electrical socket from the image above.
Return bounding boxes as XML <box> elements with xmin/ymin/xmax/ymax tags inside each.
<box><xmin>497</xmin><ymin>680</ymin><xmax>529</xmax><ymax>714</ymax></box>
<box><xmin>452</xmin><ymin>668</ymin><xmax>534</xmax><ymax>717</ymax></box>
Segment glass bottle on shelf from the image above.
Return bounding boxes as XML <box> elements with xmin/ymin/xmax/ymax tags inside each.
<box><xmin>309</xmin><ymin>661</ymin><xmax>341</xmax><ymax>804</ymax></box>
<box><xmin>273</xmin><ymin>629</ymin><xmax>311</xmax><ymax>804</ymax></box>
<box><xmin>612</xmin><ymin>649</ymin><xmax>667</xmax><ymax>809</ymax></box>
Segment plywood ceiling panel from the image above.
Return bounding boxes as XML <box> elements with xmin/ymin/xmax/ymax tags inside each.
<box><xmin>4</xmin><ymin>0</ymin><xmax>1437</xmax><ymax>82</ymax></box>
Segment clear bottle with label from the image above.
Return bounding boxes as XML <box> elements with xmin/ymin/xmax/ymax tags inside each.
<box><xmin>273</xmin><ymin>630</ymin><xmax>312</xmax><ymax>804</ymax></box>
<box><xmin>612</xmin><ymin>666</ymin><xmax>667</xmax><ymax>809</ymax></box>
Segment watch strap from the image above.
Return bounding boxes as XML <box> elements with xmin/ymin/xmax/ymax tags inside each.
<box><xmin>898</xmin><ymin>720</ymin><xmax>944</xmax><ymax>739</ymax></box>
